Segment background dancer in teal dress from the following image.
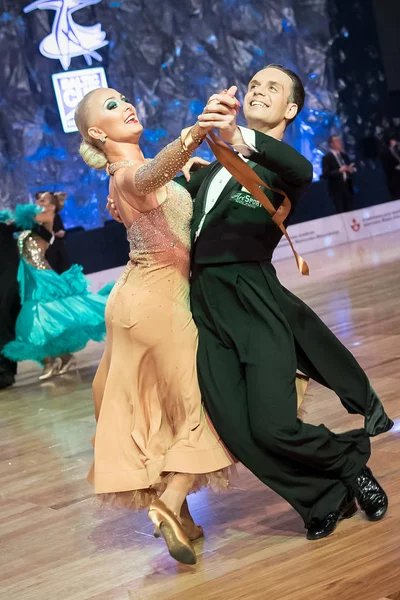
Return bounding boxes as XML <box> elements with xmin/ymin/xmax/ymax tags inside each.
<box><xmin>1</xmin><ymin>194</ymin><xmax>111</xmax><ymax>381</ymax></box>
<box><xmin>0</xmin><ymin>210</ymin><xmax>53</xmax><ymax>388</ymax></box>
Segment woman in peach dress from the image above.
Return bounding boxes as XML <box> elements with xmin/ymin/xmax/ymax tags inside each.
<box><xmin>75</xmin><ymin>88</ymin><xmax>235</xmax><ymax>565</ymax></box>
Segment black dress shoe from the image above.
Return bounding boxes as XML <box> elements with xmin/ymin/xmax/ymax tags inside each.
<box><xmin>355</xmin><ymin>466</ymin><xmax>388</xmax><ymax>521</ymax></box>
<box><xmin>306</xmin><ymin>494</ymin><xmax>358</xmax><ymax>541</ymax></box>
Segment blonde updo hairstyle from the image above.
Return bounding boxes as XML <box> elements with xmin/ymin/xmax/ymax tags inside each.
<box><xmin>75</xmin><ymin>89</ymin><xmax>108</xmax><ymax>171</ymax></box>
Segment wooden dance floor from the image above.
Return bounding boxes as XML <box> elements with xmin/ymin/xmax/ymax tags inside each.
<box><xmin>1</xmin><ymin>232</ymin><xmax>399</xmax><ymax>600</ymax></box>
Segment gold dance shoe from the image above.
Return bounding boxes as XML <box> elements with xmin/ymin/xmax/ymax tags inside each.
<box><xmin>148</xmin><ymin>499</ymin><xmax>197</xmax><ymax>565</ymax></box>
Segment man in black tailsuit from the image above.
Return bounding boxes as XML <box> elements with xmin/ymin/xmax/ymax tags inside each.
<box><xmin>180</xmin><ymin>65</ymin><xmax>391</xmax><ymax>540</ymax></box>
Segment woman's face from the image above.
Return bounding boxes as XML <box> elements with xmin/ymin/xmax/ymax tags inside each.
<box><xmin>87</xmin><ymin>88</ymin><xmax>143</xmax><ymax>144</ymax></box>
<box><xmin>36</xmin><ymin>192</ymin><xmax>53</xmax><ymax>209</ymax></box>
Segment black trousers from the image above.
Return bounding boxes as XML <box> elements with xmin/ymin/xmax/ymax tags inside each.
<box><xmin>190</xmin><ymin>261</ymin><xmax>392</xmax><ymax>527</ymax></box>
<box><xmin>0</xmin><ymin>228</ymin><xmax>20</xmax><ymax>386</ymax></box>
<box><xmin>331</xmin><ymin>185</ymin><xmax>354</xmax><ymax>213</ymax></box>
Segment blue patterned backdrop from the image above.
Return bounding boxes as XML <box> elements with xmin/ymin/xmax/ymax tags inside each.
<box><xmin>0</xmin><ymin>0</ymin><xmax>343</xmax><ymax>229</ymax></box>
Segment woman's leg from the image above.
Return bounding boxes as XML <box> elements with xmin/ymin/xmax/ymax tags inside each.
<box><xmin>159</xmin><ymin>473</ymin><xmax>196</xmax><ymax>516</ymax></box>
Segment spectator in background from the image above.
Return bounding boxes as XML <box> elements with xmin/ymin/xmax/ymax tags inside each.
<box><xmin>322</xmin><ymin>135</ymin><xmax>356</xmax><ymax>213</ymax></box>
<box><xmin>380</xmin><ymin>133</ymin><xmax>400</xmax><ymax>201</ymax></box>
<box><xmin>34</xmin><ymin>191</ymin><xmax>71</xmax><ymax>274</ymax></box>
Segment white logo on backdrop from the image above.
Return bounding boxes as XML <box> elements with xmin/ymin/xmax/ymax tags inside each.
<box><xmin>24</xmin><ymin>0</ymin><xmax>108</xmax><ymax>71</ymax></box>
<box><xmin>52</xmin><ymin>67</ymin><xmax>108</xmax><ymax>133</ymax></box>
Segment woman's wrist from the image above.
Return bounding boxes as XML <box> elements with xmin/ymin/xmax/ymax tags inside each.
<box><xmin>181</xmin><ymin>124</ymin><xmax>206</xmax><ymax>151</ymax></box>
<box><xmin>190</xmin><ymin>123</ymin><xmax>206</xmax><ymax>145</ymax></box>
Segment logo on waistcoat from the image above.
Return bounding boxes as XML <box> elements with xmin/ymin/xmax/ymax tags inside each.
<box><xmin>350</xmin><ymin>218</ymin><xmax>361</xmax><ymax>232</ymax></box>
<box><xmin>231</xmin><ymin>187</ymin><xmax>262</xmax><ymax>209</ymax></box>
<box><xmin>24</xmin><ymin>0</ymin><xmax>109</xmax><ymax>71</ymax></box>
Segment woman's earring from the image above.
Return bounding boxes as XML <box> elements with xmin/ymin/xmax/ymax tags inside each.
<box><xmin>100</xmin><ymin>136</ymin><xmax>107</xmax><ymax>143</ymax></box>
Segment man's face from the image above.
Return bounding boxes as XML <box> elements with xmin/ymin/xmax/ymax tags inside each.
<box><xmin>330</xmin><ymin>136</ymin><xmax>343</xmax><ymax>153</ymax></box>
<box><xmin>243</xmin><ymin>67</ymin><xmax>297</xmax><ymax>129</ymax></box>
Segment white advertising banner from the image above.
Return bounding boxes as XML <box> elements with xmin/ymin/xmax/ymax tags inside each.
<box><xmin>274</xmin><ymin>214</ymin><xmax>348</xmax><ymax>260</ymax></box>
<box><xmin>343</xmin><ymin>201</ymin><xmax>400</xmax><ymax>242</ymax></box>
<box><xmin>274</xmin><ymin>199</ymin><xmax>400</xmax><ymax>261</ymax></box>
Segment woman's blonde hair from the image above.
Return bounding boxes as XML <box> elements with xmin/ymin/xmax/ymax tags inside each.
<box><xmin>75</xmin><ymin>89</ymin><xmax>108</xmax><ymax>171</ymax></box>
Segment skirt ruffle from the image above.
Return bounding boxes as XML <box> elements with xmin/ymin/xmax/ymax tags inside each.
<box><xmin>97</xmin><ymin>466</ymin><xmax>236</xmax><ymax>511</ymax></box>
<box><xmin>3</xmin><ymin>324</ymin><xmax>106</xmax><ymax>364</ymax></box>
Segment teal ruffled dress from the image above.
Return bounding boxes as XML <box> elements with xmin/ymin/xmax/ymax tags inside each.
<box><xmin>1</xmin><ymin>205</ymin><xmax>112</xmax><ymax>364</ymax></box>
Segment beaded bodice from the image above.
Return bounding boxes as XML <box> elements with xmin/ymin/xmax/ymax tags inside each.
<box><xmin>126</xmin><ymin>181</ymin><xmax>192</xmax><ymax>275</ymax></box>
<box><xmin>18</xmin><ymin>231</ymin><xmax>51</xmax><ymax>270</ymax></box>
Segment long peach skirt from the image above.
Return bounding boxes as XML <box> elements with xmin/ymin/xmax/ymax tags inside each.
<box><xmin>88</xmin><ymin>263</ymin><xmax>233</xmax><ymax>509</ymax></box>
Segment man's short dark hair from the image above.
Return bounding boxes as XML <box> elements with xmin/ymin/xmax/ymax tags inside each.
<box><xmin>265</xmin><ymin>64</ymin><xmax>305</xmax><ymax>124</ymax></box>
<box><xmin>328</xmin><ymin>135</ymin><xmax>340</xmax><ymax>146</ymax></box>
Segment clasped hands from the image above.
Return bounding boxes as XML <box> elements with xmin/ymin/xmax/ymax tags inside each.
<box><xmin>197</xmin><ymin>85</ymin><xmax>243</xmax><ymax>147</ymax></box>
<box><xmin>339</xmin><ymin>163</ymin><xmax>357</xmax><ymax>175</ymax></box>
